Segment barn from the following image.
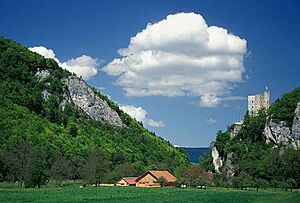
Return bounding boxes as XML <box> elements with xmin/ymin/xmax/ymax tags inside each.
<box><xmin>115</xmin><ymin>177</ymin><xmax>137</xmax><ymax>186</ymax></box>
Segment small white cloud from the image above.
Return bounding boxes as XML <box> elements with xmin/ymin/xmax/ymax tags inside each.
<box><xmin>29</xmin><ymin>46</ymin><xmax>58</xmax><ymax>62</ymax></box>
<box><xmin>29</xmin><ymin>46</ymin><xmax>99</xmax><ymax>80</ymax></box>
<box><xmin>120</xmin><ymin>105</ymin><xmax>165</xmax><ymax>127</ymax></box>
<box><xmin>206</xmin><ymin>118</ymin><xmax>218</xmax><ymax>125</ymax></box>
<box><xmin>200</xmin><ymin>95</ymin><xmax>220</xmax><ymax>107</ymax></box>
<box><xmin>199</xmin><ymin>96</ymin><xmax>245</xmax><ymax>107</ymax></box>
<box><xmin>103</xmin><ymin>12</ymin><xmax>247</xmax><ymax>107</ymax></box>
<box><xmin>146</xmin><ymin>118</ymin><xmax>165</xmax><ymax>128</ymax></box>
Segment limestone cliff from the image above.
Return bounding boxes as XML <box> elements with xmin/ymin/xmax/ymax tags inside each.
<box><xmin>36</xmin><ymin>68</ymin><xmax>124</xmax><ymax>127</ymax></box>
<box><xmin>211</xmin><ymin>146</ymin><xmax>222</xmax><ymax>173</ymax></box>
<box><xmin>264</xmin><ymin>102</ymin><xmax>300</xmax><ymax>149</ymax></box>
<box><xmin>212</xmin><ymin>147</ymin><xmax>235</xmax><ymax>178</ymax></box>
<box><xmin>223</xmin><ymin>152</ymin><xmax>235</xmax><ymax>178</ymax></box>
<box><xmin>292</xmin><ymin>103</ymin><xmax>300</xmax><ymax>144</ymax></box>
<box><xmin>212</xmin><ymin>123</ymin><xmax>241</xmax><ymax>176</ymax></box>
<box><xmin>63</xmin><ymin>76</ymin><xmax>124</xmax><ymax>127</ymax></box>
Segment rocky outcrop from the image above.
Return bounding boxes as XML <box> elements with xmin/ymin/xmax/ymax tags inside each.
<box><xmin>212</xmin><ymin>146</ymin><xmax>235</xmax><ymax>177</ymax></box>
<box><xmin>212</xmin><ymin>146</ymin><xmax>223</xmax><ymax>173</ymax></box>
<box><xmin>230</xmin><ymin>122</ymin><xmax>242</xmax><ymax>138</ymax></box>
<box><xmin>292</xmin><ymin>103</ymin><xmax>300</xmax><ymax>145</ymax></box>
<box><xmin>223</xmin><ymin>152</ymin><xmax>234</xmax><ymax>178</ymax></box>
<box><xmin>42</xmin><ymin>89</ymin><xmax>51</xmax><ymax>100</ymax></box>
<box><xmin>63</xmin><ymin>76</ymin><xmax>124</xmax><ymax>127</ymax></box>
<box><xmin>35</xmin><ymin>69</ymin><xmax>50</xmax><ymax>81</ymax></box>
<box><xmin>35</xmin><ymin>70</ymin><xmax>51</xmax><ymax>100</ymax></box>
<box><xmin>35</xmin><ymin>69</ymin><xmax>124</xmax><ymax>127</ymax></box>
<box><xmin>264</xmin><ymin>102</ymin><xmax>300</xmax><ymax>149</ymax></box>
<box><xmin>264</xmin><ymin>120</ymin><xmax>292</xmax><ymax>146</ymax></box>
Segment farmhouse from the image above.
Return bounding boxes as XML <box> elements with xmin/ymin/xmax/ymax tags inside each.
<box><xmin>135</xmin><ymin>170</ymin><xmax>176</xmax><ymax>187</ymax></box>
<box><xmin>116</xmin><ymin>177</ymin><xmax>137</xmax><ymax>186</ymax></box>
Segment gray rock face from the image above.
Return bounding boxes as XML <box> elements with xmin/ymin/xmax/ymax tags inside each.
<box><xmin>264</xmin><ymin>102</ymin><xmax>300</xmax><ymax>149</ymax></box>
<box><xmin>223</xmin><ymin>152</ymin><xmax>234</xmax><ymax>178</ymax></box>
<box><xmin>63</xmin><ymin>76</ymin><xmax>123</xmax><ymax>127</ymax></box>
<box><xmin>42</xmin><ymin>89</ymin><xmax>51</xmax><ymax>100</ymax></box>
<box><xmin>59</xmin><ymin>92</ymin><xmax>72</xmax><ymax>110</ymax></box>
<box><xmin>292</xmin><ymin>103</ymin><xmax>300</xmax><ymax>146</ymax></box>
<box><xmin>230</xmin><ymin>123</ymin><xmax>242</xmax><ymax>138</ymax></box>
<box><xmin>212</xmin><ymin>146</ymin><xmax>223</xmax><ymax>173</ymax></box>
<box><xmin>264</xmin><ymin>120</ymin><xmax>292</xmax><ymax>146</ymax></box>
<box><xmin>212</xmin><ymin>146</ymin><xmax>235</xmax><ymax>177</ymax></box>
<box><xmin>35</xmin><ymin>69</ymin><xmax>50</xmax><ymax>81</ymax></box>
<box><xmin>36</xmin><ymin>70</ymin><xmax>51</xmax><ymax>100</ymax></box>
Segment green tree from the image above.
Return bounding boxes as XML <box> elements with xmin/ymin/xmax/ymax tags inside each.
<box><xmin>285</xmin><ymin>179</ymin><xmax>296</xmax><ymax>192</ymax></box>
<box><xmin>269</xmin><ymin>87</ymin><xmax>300</xmax><ymax>127</ymax></box>
<box><xmin>80</xmin><ymin>148</ymin><xmax>110</xmax><ymax>183</ymax></box>
<box><xmin>106</xmin><ymin>163</ymin><xmax>139</xmax><ymax>183</ymax></box>
<box><xmin>215</xmin><ymin>130</ymin><xmax>231</xmax><ymax>158</ymax></box>
<box><xmin>270</xmin><ymin>179</ymin><xmax>281</xmax><ymax>191</ymax></box>
<box><xmin>254</xmin><ymin>178</ymin><xmax>269</xmax><ymax>192</ymax></box>
<box><xmin>155</xmin><ymin>177</ymin><xmax>168</xmax><ymax>187</ymax></box>
<box><xmin>232</xmin><ymin>172</ymin><xmax>252</xmax><ymax>190</ymax></box>
<box><xmin>279</xmin><ymin>148</ymin><xmax>300</xmax><ymax>188</ymax></box>
<box><xmin>25</xmin><ymin>146</ymin><xmax>48</xmax><ymax>188</ymax></box>
<box><xmin>1</xmin><ymin>140</ymin><xmax>31</xmax><ymax>184</ymax></box>
<box><xmin>50</xmin><ymin>156</ymin><xmax>72</xmax><ymax>185</ymax></box>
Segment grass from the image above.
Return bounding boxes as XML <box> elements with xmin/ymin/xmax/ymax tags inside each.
<box><xmin>0</xmin><ymin>186</ymin><xmax>299</xmax><ymax>203</ymax></box>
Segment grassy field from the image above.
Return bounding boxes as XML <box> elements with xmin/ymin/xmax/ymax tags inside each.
<box><xmin>0</xmin><ymin>185</ymin><xmax>299</xmax><ymax>203</ymax></box>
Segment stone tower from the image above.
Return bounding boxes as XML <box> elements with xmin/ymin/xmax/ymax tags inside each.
<box><xmin>264</xmin><ymin>86</ymin><xmax>270</xmax><ymax>110</ymax></box>
<box><xmin>248</xmin><ymin>86</ymin><xmax>270</xmax><ymax>116</ymax></box>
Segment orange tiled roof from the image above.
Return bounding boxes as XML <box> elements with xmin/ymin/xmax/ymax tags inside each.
<box><xmin>123</xmin><ymin>177</ymin><xmax>137</xmax><ymax>185</ymax></box>
<box><xmin>136</xmin><ymin>170</ymin><xmax>177</xmax><ymax>183</ymax></box>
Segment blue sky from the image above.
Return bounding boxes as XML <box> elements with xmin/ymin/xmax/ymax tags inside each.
<box><xmin>1</xmin><ymin>0</ymin><xmax>299</xmax><ymax>146</ymax></box>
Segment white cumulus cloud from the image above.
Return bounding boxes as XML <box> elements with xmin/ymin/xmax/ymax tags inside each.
<box><xmin>29</xmin><ymin>46</ymin><xmax>58</xmax><ymax>61</ymax></box>
<box><xmin>60</xmin><ymin>55</ymin><xmax>98</xmax><ymax>80</ymax></box>
<box><xmin>120</xmin><ymin>105</ymin><xmax>165</xmax><ymax>128</ymax></box>
<box><xmin>102</xmin><ymin>12</ymin><xmax>247</xmax><ymax>107</ymax></box>
<box><xmin>29</xmin><ymin>46</ymin><xmax>99</xmax><ymax>80</ymax></box>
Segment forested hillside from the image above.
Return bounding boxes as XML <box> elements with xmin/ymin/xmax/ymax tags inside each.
<box><xmin>201</xmin><ymin>87</ymin><xmax>300</xmax><ymax>189</ymax></box>
<box><xmin>0</xmin><ymin>37</ymin><xmax>188</xmax><ymax>188</ymax></box>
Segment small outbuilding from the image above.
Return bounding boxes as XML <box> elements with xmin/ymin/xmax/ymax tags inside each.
<box><xmin>135</xmin><ymin>170</ymin><xmax>177</xmax><ymax>187</ymax></box>
<box><xmin>116</xmin><ymin>177</ymin><xmax>137</xmax><ymax>186</ymax></box>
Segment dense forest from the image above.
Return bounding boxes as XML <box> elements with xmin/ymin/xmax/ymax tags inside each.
<box><xmin>0</xmin><ymin>37</ymin><xmax>188</xmax><ymax>188</ymax></box>
<box><xmin>200</xmin><ymin>87</ymin><xmax>300</xmax><ymax>190</ymax></box>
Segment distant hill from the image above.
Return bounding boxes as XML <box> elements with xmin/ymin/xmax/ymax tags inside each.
<box><xmin>181</xmin><ymin>147</ymin><xmax>210</xmax><ymax>163</ymax></box>
<box><xmin>0</xmin><ymin>36</ymin><xmax>188</xmax><ymax>187</ymax></box>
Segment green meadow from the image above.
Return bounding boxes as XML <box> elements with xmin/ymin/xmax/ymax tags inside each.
<box><xmin>0</xmin><ymin>185</ymin><xmax>298</xmax><ymax>203</ymax></box>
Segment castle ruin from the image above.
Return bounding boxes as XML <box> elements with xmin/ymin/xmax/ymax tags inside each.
<box><xmin>248</xmin><ymin>86</ymin><xmax>270</xmax><ymax>116</ymax></box>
